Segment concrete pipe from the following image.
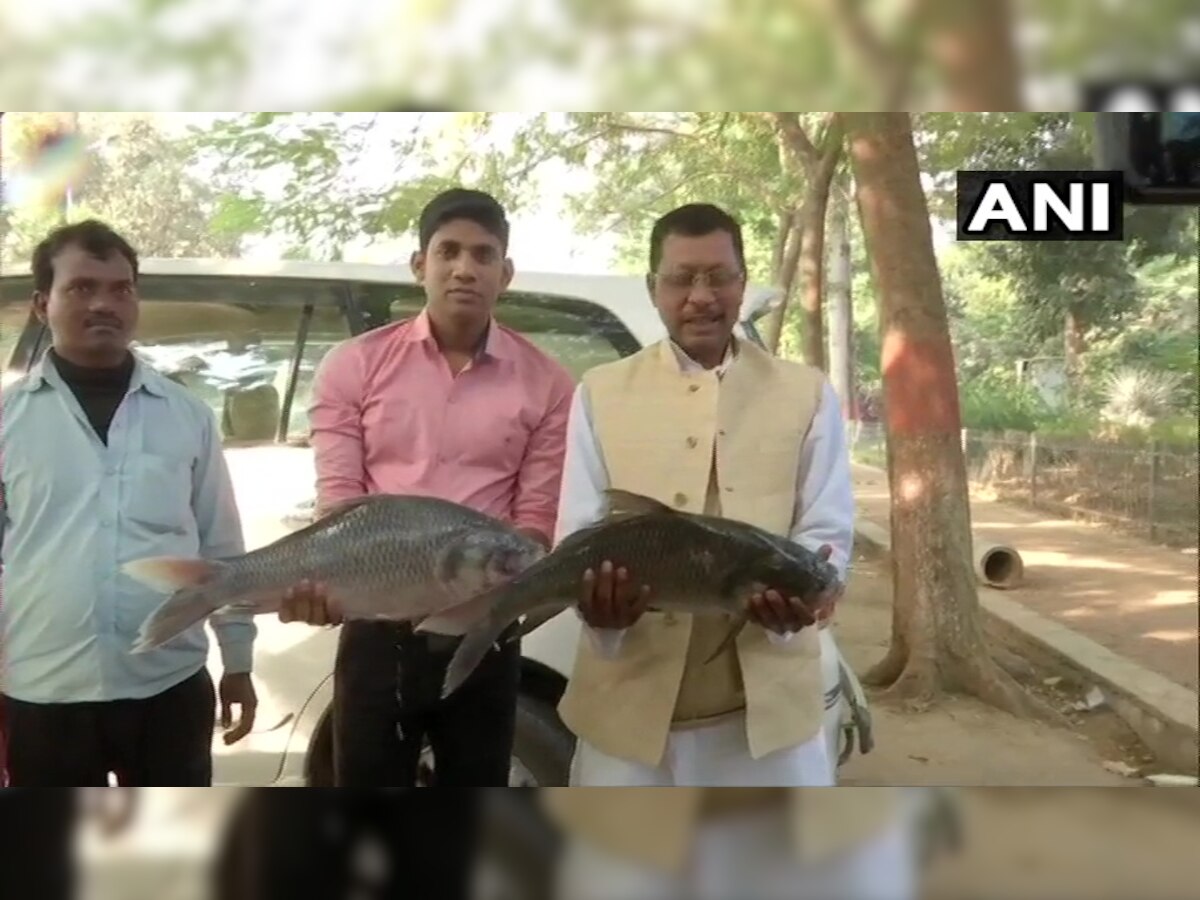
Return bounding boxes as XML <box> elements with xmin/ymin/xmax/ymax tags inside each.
<box><xmin>974</xmin><ymin>541</ymin><xmax>1025</xmax><ymax>589</ymax></box>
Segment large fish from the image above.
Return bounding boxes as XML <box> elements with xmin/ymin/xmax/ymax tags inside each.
<box><xmin>421</xmin><ymin>489</ymin><xmax>840</xmax><ymax>698</ymax></box>
<box><xmin>123</xmin><ymin>494</ymin><xmax>546</xmax><ymax>653</ymax></box>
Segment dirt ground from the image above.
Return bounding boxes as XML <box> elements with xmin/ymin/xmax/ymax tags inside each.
<box><xmin>852</xmin><ymin>464</ymin><xmax>1200</xmax><ymax>692</ymax></box>
<box><xmin>834</xmin><ymin>554</ymin><xmax>1155</xmax><ymax>786</ymax></box>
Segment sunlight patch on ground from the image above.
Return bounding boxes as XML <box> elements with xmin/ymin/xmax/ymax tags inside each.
<box><xmin>1015</xmin><ymin>551</ymin><xmax>1132</xmax><ymax>571</ymax></box>
<box><xmin>1141</xmin><ymin>630</ymin><xmax>1199</xmax><ymax>644</ymax></box>
<box><xmin>1138</xmin><ymin>590</ymin><xmax>1199</xmax><ymax>610</ymax></box>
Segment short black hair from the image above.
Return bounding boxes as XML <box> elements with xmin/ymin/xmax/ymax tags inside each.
<box><xmin>32</xmin><ymin>219</ymin><xmax>139</xmax><ymax>294</ymax></box>
<box><xmin>648</xmin><ymin>203</ymin><xmax>745</xmax><ymax>274</ymax></box>
<box><xmin>417</xmin><ymin>188</ymin><xmax>510</xmax><ymax>252</ymax></box>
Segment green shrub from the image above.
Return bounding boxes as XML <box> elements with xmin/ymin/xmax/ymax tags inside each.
<box><xmin>958</xmin><ymin>369</ymin><xmax>1052</xmax><ymax>432</ymax></box>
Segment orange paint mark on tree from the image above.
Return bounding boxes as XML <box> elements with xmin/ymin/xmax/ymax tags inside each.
<box><xmin>881</xmin><ymin>330</ymin><xmax>962</xmax><ymax>436</ymax></box>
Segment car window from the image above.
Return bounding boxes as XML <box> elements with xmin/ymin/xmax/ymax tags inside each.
<box><xmin>122</xmin><ymin>276</ymin><xmax>351</xmax><ymax>445</ymax></box>
<box><xmin>0</xmin><ymin>296</ymin><xmax>34</xmax><ymax>375</ymax></box>
<box><xmin>351</xmin><ymin>282</ymin><xmax>642</xmax><ymax>380</ymax></box>
<box><xmin>0</xmin><ymin>273</ymin><xmax>352</xmax><ymax>444</ymax></box>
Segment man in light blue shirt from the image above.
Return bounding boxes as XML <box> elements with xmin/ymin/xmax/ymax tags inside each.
<box><xmin>0</xmin><ymin>219</ymin><xmax>258</xmax><ymax>786</ymax></box>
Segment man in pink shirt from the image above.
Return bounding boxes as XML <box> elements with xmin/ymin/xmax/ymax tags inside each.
<box><xmin>281</xmin><ymin>189</ymin><xmax>574</xmax><ymax>787</ymax></box>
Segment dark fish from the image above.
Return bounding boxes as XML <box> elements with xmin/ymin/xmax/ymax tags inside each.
<box><xmin>420</xmin><ymin>489</ymin><xmax>839</xmax><ymax>697</ymax></box>
<box><xmin>123</xmin><ymin>494</ymin><xmax>545</xmax><ymax>653</ymax></box>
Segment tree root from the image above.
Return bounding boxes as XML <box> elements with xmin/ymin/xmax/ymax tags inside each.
<box><xmin>989</xmin><ymin>645</ymin><xmax>1038</xmax><ymax>682</ymax></box>
<box><xmin>883</xmin><ymin>665</ymin><xmax>941</xmax><ymax>714</ymax></box>
<box><xmin>963</xmin><ymin>657</ymin><xmax>1068</xmax><ymax>727</ymax></box>
<box><xmin>864</xmin><ymin>644</ymin><xmax>907</xmax><ymax>688</ymax></box>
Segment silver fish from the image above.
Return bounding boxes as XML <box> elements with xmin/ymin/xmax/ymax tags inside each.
<box><xmin>421</xmin><ymin>489</ymin><xmax>840</xmax><ymax>698</ymax></box>
<box><xmin>123</xmin><ymin>494</ymin><xmax>545</xmax><ymax>653</ymax></box>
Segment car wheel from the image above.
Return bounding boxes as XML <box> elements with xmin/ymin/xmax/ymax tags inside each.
<box><xmin>510</xmin><ymin>694</ymin><xmax>575</xmax><ymax>787</ymax></box>
<box><xmin>305</xmin><ymin>708</ymin><xmax>335</xmax><ymax>787</ymax></box>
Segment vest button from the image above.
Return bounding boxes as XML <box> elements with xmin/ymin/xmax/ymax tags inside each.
<box><xmin>672</xmin><ymin>492</ymin><xmax>688</xmax><ymax>507</ymax></box>
<box><xmin>686</xmin><ymin>436</ymin><xmax>698</xmax><ymax>448</ymax></box>
<box><xmin>688</xmin><ymin>384</ymin><xmax>700</xmax><ymax>393</ymax></box>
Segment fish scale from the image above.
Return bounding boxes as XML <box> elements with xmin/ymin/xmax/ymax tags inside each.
<box><xmin>125</xmin><ymin>494</ymin><xmax>545</xmax><ymax>653</ymax></box>
<box><xmin>433</xmin><ymin>490</ymin><xmax>841</xmax><ymax>698</ymax></box>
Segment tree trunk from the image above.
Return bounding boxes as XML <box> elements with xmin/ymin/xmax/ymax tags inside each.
<box><xmin>1063</xmin><ymin>304</ymin><xmax>1086</xmax><ymax>374</ymax></box>
<box><xmin>923</xmin><ymin>0</ymin><xmax>1024</xmax><ymax>110</ymax></box>
<box><xmin>826</xmin><ymin>185</ymin><xmax>855</xmax><ymax>418</ymax></box>
<box><xmin>764</xmin><ymin>211</ymin><xmax>805</xmax><ymax>355</ymax></box>
<box><xmin>798</xmin><ymin>165</ymin><xmax>834</xmax><ymax>371</ymax></box>
<box><xmin>843</xmin><ymin>112</ymin><xmax>1056</xmax><ymax>721</ymax></box>
<box><xmin>770</xmin><ymin>208</ymin><xmax>793</xmax><ymax>279</ymax></box>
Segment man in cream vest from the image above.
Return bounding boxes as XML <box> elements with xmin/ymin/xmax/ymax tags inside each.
<box><xmin>546</xmin><ymin>204</ymin><xmax>915</xmax><ymax>898</ymax></box>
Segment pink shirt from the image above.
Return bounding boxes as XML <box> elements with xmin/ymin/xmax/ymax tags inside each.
<box><xmin>309</xmin><ymin>310</ymin><xmax>575</xmax><ymax>541</ymax></box>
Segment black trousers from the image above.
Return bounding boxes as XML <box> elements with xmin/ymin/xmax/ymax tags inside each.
<box><xmin>0</xmin><ymin>790</ymin><xmax>78</xmax><ymax>900</ymax></box>
<box><xmin>333</xmin><ymin>621</ymin><xmax>520</xmax><ymax>787</ymax></box>
<box><xmin>1</xmin><ymin>667</ymin><xmax>216</xmax><ymax>786</ymax></box>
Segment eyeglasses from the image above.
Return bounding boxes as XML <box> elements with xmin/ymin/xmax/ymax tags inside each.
<box><xmin>652</xmin><ymin>268</ymin><xmax>745</xmax><ymax>291</ymax></box>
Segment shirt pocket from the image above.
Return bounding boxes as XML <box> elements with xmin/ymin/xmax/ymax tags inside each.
<box><xmin>124</xmin><ymin>452</ymin><xmax>193</xmax><ymax>537</ymax></box>
<box><xmin>456</xmin><ymin>404</ymin><xmax>532</xmax><ymax>470</ymax></box>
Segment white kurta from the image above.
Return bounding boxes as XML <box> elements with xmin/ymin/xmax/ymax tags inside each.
<box><xmin>554</xmin><ymin>340</ymin><xmax>857</xmax><ymax>787</ymax></box>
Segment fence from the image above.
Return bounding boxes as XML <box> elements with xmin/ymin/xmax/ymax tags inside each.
<box><xmin>850</xmin><ymin>423</ymin><xmax>1199</xmax><ymax>549</ymax></box>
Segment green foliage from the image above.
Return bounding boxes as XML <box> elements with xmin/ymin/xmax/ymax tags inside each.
<box><xmin>2</xmin><ymin>113</ymin><xmax>248</xmax><ymax>265</ymax></box>
<box><xmin>958</xmin><ymin>369</ymin><xmax>1053</xmax><ymax>433</ymax></box>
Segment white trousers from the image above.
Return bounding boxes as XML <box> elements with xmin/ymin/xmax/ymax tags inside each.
<box><xmin>554</xmin><ymin>803</ymin><xmax>918</xmax><ymax>900</ymax></box>
<box><xmin>568</xmin><ymin>714</ymin><xmax>834</xmax><ymax>786</ymax></box>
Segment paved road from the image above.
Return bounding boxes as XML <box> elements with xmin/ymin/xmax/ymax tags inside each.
<box><xmin>852</xmin><ymin>463</ymin><xmax>1199</xmax><ymax>691</ymax></box>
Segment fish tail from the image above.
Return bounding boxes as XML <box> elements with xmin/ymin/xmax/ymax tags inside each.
<box><xmin>132</xmin><ymin>588</ymin><xmax>221</xmax><ymax>653</ymax></box>
<box><xmin>125</xmin><ymin>558</ymin><xmax>231</xmax><ymax>653</ymax></box>
<box><xmin>122</xmin><ymin>556</ymin><xmax>223</xmax><ymax>593</ymax></box>
<box><xmin>441</xmin><ymin>615</ymin><xmax>510</xmax><ymax>699</ymax></box>
<box><xmin>704</xmin><ymin>611</ymin><xmax>749</xmax><ymax>664</ymax></box>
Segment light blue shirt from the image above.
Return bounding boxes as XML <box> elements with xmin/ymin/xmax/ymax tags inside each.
<box><xmin>0</xmin><ymin>353</ymin><xmax>256</xmax><ymax>703</ymax></box>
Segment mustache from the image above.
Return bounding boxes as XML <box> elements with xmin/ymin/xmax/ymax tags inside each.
<box><xmin>84</xmin><ymin>315</ymin><xmax>124</xmax><ymax>329</ymax></box>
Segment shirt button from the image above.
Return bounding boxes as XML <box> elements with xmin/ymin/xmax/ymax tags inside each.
<box><xmin>672</xmin><ymin>492</ymin><xmax>687</xmax><ymax>507</ymax></box>
<box><xmin>685</xmin><ymin>436</ymin><xmax>699</xmax><ymax>449</ymax></box>
<box><xmin>688</xmin><ymin>384</ymin><xmax>700</xmax><ymax>393</ymax></box>
<box><xmin>664</xmin><ymin>612</ymin><xmax>677</xmax><ymax>625</ymax></box>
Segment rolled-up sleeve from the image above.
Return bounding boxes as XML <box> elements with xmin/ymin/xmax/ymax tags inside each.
<box><xmin>310</xmin><ymin>341</ymin><xmax>368</xmax><ymax>515</ymax></box>
<box><xmin>511</xmin><ymin>368</ymin><xmax>573</xmax><ymax>543</ymax></box>
<box><xmin>191</xmin><ymin>405</ymin><xmax>256</xmax><ymax>675</ymax></box>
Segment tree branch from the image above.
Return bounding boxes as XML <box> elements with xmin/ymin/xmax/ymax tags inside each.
<box><xmin>772</xmin><ymin>112</ymin><xmax>819</xmax><ymax>164</ymax></box>
<box><xmin>807</xmin><ymin>0</ymin><xmax>932</xmax><ymax>110</ymax></box>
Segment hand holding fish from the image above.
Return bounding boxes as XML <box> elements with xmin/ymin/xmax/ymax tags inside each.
<box><xmin>746</xmin><ymin>544</ymin><xmax>843</xmax><ymax>635</ymax></box>
<box><xmin>278</xmin><ymin>579</ymin><xmax>343</xmax><ymax>627</ymax></box>
<box><xmin>578</xmin><ymin>560</ymin><xmax>651</xmax><ymax>629</ymax></box>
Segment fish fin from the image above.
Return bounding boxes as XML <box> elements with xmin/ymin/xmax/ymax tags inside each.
<box><xmin>132</xmin><ymin>589</ymin><xmax>221</xmax><ymax>654</ymax></box>
<box><xmin>414</xmin><ymin>591</ymin><xmax>498</xmax><ymax>637</ymax></box>
<box><xmin>602</xmin><ymin>488</ymin><xmax>675</xmax><ymax>521</ymax></box>
<box><xmin>704</xmin><ymin>612</ymin><xmax>749</xmax><ymax>664</ymax></box>
<box><xmin>503</xmin><ymin>604</ymin><xmax>565</xmax><ymax>643</ymax></box>
<box><xmin>122</xmin><ymin>557</ymin><xmax>225</xmax><ymax>594</ymax></box>
<box><xmin>267</xmin><ymin>495</ymin><xmax>380</xmax><ymax>549</ymax></box>
<box><xmin>441</xmin><ymin>617</ymin><xmax>509</xmax><ymax>699</ymax></box>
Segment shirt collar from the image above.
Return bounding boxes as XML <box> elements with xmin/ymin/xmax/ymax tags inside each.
<box><xmin>23</xmin><ymin>350</ymin><xmax>169</xmax><ymax>397</ymax></box>
<box><xmin>665</xmin><ymin>336</ymin><xmax>738</xmax><ymax>377</ymax></box>
<box><xmin>409</xmin><ymin>308</ymin><xmax>510</xmax><ymax>363</ymax></box>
